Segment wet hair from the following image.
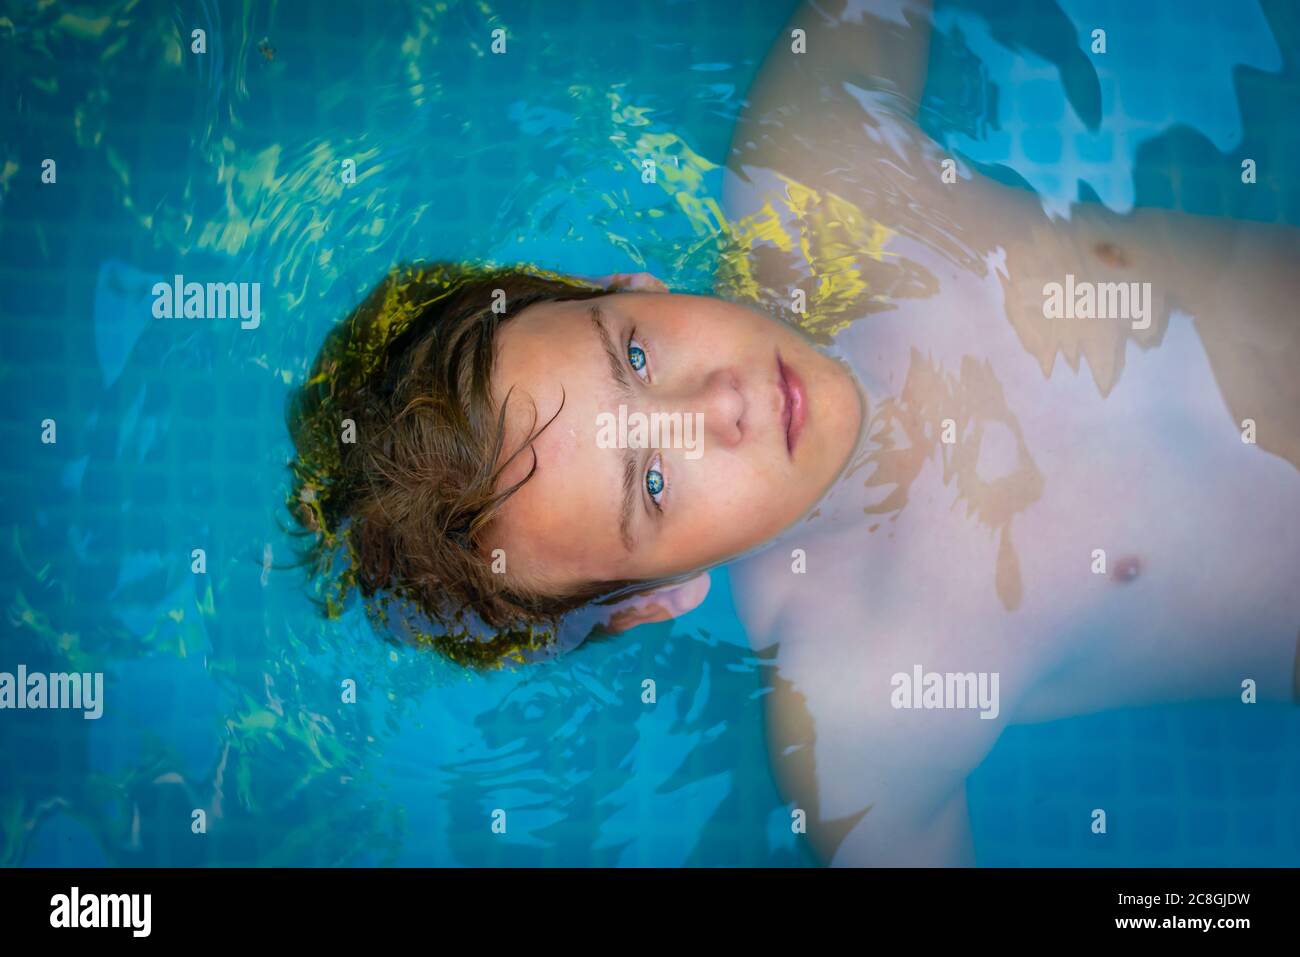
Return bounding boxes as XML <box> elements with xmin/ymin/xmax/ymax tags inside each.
<box><xmin>285</xmin><ymin>262</ymin><xmax>635</xmax><ymax>666</ymax></box>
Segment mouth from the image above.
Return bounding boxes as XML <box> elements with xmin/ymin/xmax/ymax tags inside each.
<box><xmin>777</xmin><ymin>353</ymin><xmax>807</xmax><ymax>458</ymax></box>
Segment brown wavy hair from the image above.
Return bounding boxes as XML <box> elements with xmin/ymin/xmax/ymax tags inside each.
<box><xmin>285</xmin><ymin>262</ymin><xmax>632</xmax><ymax>666</ymax></box>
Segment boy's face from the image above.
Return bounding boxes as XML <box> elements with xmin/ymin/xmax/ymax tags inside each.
<box><xmin>487</xmin><ymin>291</ymin><xmax>864</xmax><ymax>592</ymax></box>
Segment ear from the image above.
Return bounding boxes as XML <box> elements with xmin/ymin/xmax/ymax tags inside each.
<box><xmin>595</xmin><ymin>272</ymin><xmax>669</xmax><ymax>293</ymax></box>
<box><xmin>599</xmin><ymin>573</ymin><xmax>711</xmax><ymax>635</ymax></box>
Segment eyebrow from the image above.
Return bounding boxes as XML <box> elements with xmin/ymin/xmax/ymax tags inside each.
<box><xmin>590</xmin><ymin>305</ymin><xmax>640</xmax><ymax>553</ymax></box>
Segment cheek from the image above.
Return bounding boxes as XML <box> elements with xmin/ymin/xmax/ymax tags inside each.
<box><xmin>683</xmin><ymin>315</ymin><xmax>754</xmax><ymax>354</ymax></box>
<box><xmin>683</xmin><ymin>458</ymin><xmax>789</xmax><ymax>530</ymax></box>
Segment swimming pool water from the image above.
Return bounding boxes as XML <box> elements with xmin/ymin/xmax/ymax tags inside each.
<box><xmin>1</xmin><ymin>0</ymin><xmax>1297</xmax><ymax>867</ymax></box>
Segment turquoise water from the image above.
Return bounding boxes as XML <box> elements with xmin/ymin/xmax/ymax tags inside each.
<box><xmin>1</xmin><ymin>0</ymin><xmax>1297</xmax><ymax>866</ymax></box>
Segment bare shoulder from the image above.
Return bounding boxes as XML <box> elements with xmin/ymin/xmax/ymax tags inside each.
<box><xmin>739</xmin><ymin>0</ymin><xmax>935</xmax><ymax>124</ymax></box>
<box><xmin>721</xmin><ymin>0</ymin><xmax>1045</xmax><ymax>312</ymax></box>
<box><xmin>748</xmin><ymin>581</ymin><xmax>1007</xmax><ymax>865</ymax></box>
<box><xmin>726</xmin><ymin>1</ymin><xmax>935</xmax><ymax>211</ymax></box>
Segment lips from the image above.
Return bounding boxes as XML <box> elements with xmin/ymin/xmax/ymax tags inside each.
<box><xmin>777</xmin><ymin>354</ymin><xmax>807</xmax><ymax>457</ymax></box>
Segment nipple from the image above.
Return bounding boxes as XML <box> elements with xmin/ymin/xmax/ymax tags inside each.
<box><xmin>1093</xmin><ymin>242</ymin><xmax>1130</xmax><ymax>269</ymax></box>
<box><xmin>1111</xmin><ymin>554</ymin><xmax>1142</xmax><ymax>584</ymax></box>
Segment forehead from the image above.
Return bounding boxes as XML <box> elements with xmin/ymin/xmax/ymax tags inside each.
<box><xmin>487</xmin><ymin>298</ymin><xmax>626</xmax><ymax>584</ymax></box>
<box><xmin>491</xmin><ymin>297</ymin><xmax>607</xmax><ymax>415</ymax></box>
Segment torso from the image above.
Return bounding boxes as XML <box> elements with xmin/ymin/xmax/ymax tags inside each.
<box><xmin>729</xmin><ymin>263</ymin><xmax>1300</xmax><ymax>861</ymax></box>
<box><xmin>723</xmin><ymin>116</ymin><xmax>1300</xmax><ymax>868</ymax></box>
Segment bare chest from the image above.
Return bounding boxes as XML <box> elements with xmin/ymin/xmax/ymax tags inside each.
<box><xmin>738</xmin><ymin>293</ymin><xmax>1300</xmax><ymax>725</ymax></box>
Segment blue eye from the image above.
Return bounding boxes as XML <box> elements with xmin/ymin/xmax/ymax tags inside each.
<box><xmin>645</xmin><ymin>453</ymin><xmax>666</xmax><ymax>510</ymax></box>
<box><xmin>628</xmin><ymin>342</ymin><xmax>646</xmax><ymax>372</ymax></box>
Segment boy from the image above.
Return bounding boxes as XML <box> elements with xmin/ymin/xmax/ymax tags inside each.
<box><xmin>289</xmin><ymin>0</ymin><xmax>1299</xmax><ymax>863</ymax></box>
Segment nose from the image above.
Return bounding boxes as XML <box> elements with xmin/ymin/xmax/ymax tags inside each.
<box><xmin>705</xmin><ymin>368</ymin><xmax>745</xmax><ymax>448</ymax></box>
<box><xmin>686</xmin><ymin>368</ymin><xmax>744</xmax><ymax>449</ymax></box>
